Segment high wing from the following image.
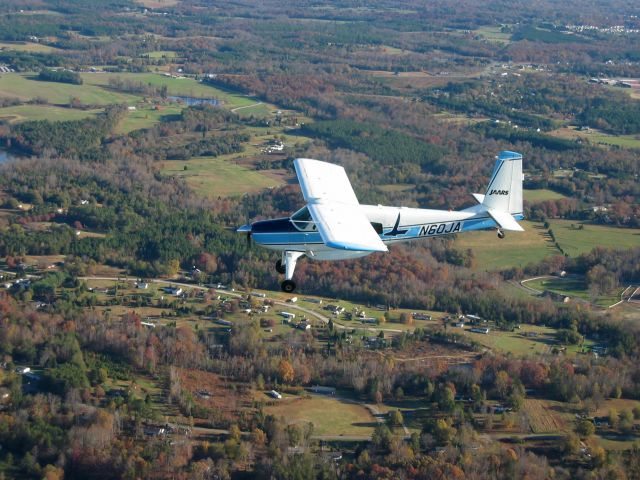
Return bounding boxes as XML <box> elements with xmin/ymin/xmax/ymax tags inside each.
<box><xmin>294</xmin><ymin>158</ymin><xmax>388</xmax><ymax>252</ymax></box>
<box><xmin>294</xmin><ymin>158</ymin><xmax>360</xmax><ymax>204</ymax></box>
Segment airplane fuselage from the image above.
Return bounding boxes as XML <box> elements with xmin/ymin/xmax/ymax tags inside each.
<box><xmin>250</xmin><ymin>204</ymin><xmax>524</xmax><ymax>261</ymax></box>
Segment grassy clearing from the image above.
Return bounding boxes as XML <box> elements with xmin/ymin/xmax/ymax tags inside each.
<box><xmin>82</xmin><ymin>73</ymin><xmax>257</xmax><ymax>108</ymax></box>
<box><xmin>462</xmin><ymin>323</ymin><xmax>595</xmax><ymax>356</ymax></box>
<box><xmin>161</xmin><ymin>155</ymin><xmax>280</xmax><ymax>197</ymax></box>
<box><xmin>136</xmin><ymin>0</ymin><xmax>180</xmax><ymax>7</ymax></box>
<box><xmin>473</xmin><ymin>26</ymin><xmax>513</xmax><ymax>44</ymax></box>
<box><xmin>0</xmin><ymin>104</ymin><xmax>102</xmax><ymax>123</ymax></box>
<box><xmin>233</xmin><ymin>103</ymin><xmax>273</xmax><ymax>117</ymax></box>
<box><xmin>144</xmin><ymin>50</ymin><xmax>178</xmax><ymax>59</ymax></box>
<box><xmin>0</xmin><ymin>41</ymin><xmax>62</xmax><ymax>53</ymax></box>
<box><xmin>454</xmin><ymin>220</ymin><xmax>556</xmax><ymax>270</ymax></box>
<box><xmin>548</xmin><ymin>220</ymin><xmax>640</xmax><ymax>257</ymax></box>
<box><xmin>526</xmin><ymin>276</ymin><xmax>623</xmax><ymax>307</ymax></box>
<box><xmin>551</xmin><ymin>126</ymin><xmax>640</xmax><ymax>149</ymax></box>
<box><xmin>524</xmin><ymin>188</ymin><xmax>568</xmax><ymax>203</ymax></box>
<box><xmin>264</xmin><ymin>394</ymin><xmax>376</xmax><ymax>436</ymax></box>
<box><xmin>462</xmin><ymin>324</ymin><xmax>556</xmax><ymax>356</ymax></box>
<box><xmin>115</xmin><ymin>103</ymin><xmax>183</xmax><ymax>134</ymax></box>
<box><xmin>0</xmin><ymin>73</ymin><xmax>139</xmax><ymax>105</ymax></box>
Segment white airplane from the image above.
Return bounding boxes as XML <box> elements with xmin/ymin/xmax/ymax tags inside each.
<box><xmin>238</xmin><ymin>150</ymin><xmax>524</xmax><ymax>293</ymax></box>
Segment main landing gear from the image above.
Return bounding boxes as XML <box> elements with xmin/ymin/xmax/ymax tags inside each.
<box><xmin>275</xmin><ymin>251</ymin><xmax>305</xmax><ymax>292</ymax></box>
<box><xmin>497</xmin><ymin>228</ymin><xmax>505</xmax><ymax>239</ymax></box>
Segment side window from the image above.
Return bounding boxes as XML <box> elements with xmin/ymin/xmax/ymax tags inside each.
<box><xmin>370</xmin><ymin>222</ymin><xmax>383</xmax><ymax>234</ymax></box>
<box><xmin>291</xmin><ymin>206</ymin><xmax>315</xmax><ymax>231</ymax></box>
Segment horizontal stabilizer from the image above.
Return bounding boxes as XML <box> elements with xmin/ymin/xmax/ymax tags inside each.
<box><xmin>308</xmin><ymin>202</ymin><xmax>388</xmax><ymax>252</ymax></box>
<box><xmin>472</xmin><ymin>193</ymin><xmax>485</xmax><ymax>204</ymax></box>
<box><xmin>487</xmin><ymin>208</ymin><xmax>524</xmax><ymax>231</ymax></box>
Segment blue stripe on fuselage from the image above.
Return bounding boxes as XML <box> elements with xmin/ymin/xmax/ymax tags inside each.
<box><xmin>251</xmin><ymin>214</ymin><xmax>525</xmax><ymax>247</ymax></box>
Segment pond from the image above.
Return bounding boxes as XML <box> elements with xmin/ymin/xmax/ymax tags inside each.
<box><xmin>168</xmin><ymin>95</ymin><xmax>220</xmax><ymax>106</ymax></box>
<box><xmin>0</xmin><ymin>147</ymin><xmax>21</xmax><ymax>164</ymax></box>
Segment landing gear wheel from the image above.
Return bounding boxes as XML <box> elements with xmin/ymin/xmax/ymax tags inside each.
<box><xmin>281</xmin><ymin>280</ymin><xmax>296</xmax><ymax>293</ymax></box>
<box><xmin>275</xmin><ymin>259</ymin><xmax>286</xmax><ymax>274</ymax></box>
<box><xmin>497</xmin><ymin>228</ymin><xmax>505</xmax><ymax>239</ymax></box>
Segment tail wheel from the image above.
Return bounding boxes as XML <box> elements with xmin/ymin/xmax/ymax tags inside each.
<box><xmin>275</xmin><ymin>259</ymin><xmax>286</xmax><ymax>274</ymax></box>
<box><xmin>281</xmin><ymin>280</ymin><xmax>296</xmax><ymax>293</ymax></box>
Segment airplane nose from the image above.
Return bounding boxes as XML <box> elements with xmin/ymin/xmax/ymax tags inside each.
<box><xmin>237</xmin><ymin>224</ymin><xmax>252</xmax><ymax>233</ymax></box>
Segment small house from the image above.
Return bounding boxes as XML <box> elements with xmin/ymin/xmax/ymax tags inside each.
<box><xmin>162</xmin><ymin>286</ymin><xmax>183</xmax><ymax>296</ymax></box>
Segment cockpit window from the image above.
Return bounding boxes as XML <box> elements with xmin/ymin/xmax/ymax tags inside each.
<box><xmin>291</xmin><ymin>206</ymin><xmax>316</xmax><ymax>231</ymax></box>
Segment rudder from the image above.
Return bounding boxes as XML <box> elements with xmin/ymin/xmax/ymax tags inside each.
<box><xmin>482</xmin><ymin>150</ymin><xmax>523</xmax><ymax>214</ymax></box>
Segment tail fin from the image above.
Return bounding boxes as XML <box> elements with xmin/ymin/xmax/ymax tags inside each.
<box><xmin>482</xmin><ymin>150</ymin><xmax>523</xmax><ymax>215</ymax></box>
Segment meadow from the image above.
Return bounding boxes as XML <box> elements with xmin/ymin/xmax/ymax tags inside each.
<box><xmin>551</xmin><ymin>126</ymin><xmax>640</xmax><ymax>149</ymax></box>
<box><xmin>454</xmin><ymin>220</ymin><xmax>556</xmax><ymax>270</ymax></box>
<box><xmin>161</xmin><ymin>154</ymin><xmax>280</xmax><ymax>198</ymax></box>
<box><xmin>548</xmin><ymin>220</ymin><xmax>640</xmax><ymax>256</ymax></box>
<box><xmin>0</xmin><ymin>41</ymin><xmax>62</xmax><ymax>53</ymax></box>
<box><xmin>264</xmin><ymin>394</ymin><xmax>376</xmax><ymax>437</ymax></box>
<box><xmin>0</xmin><ymin>104</ymin><xmax>101</xmax><ymax>123</ymax></box>
<box><xmin>524</xmin><ymin>188</ymin><xmax>568</xmax><ymax>202</ymax></box>
<box><xmin>525</xmin><ymin>276</ymin><xmax>625</xmax><ymax>308</ymax></box>
<box><xmin>81</xmin><ymin>73</ymin><xmax>258</xmax><ymax>108</ymax></box>
<box><xmin>0</xmin><ymin>73</ymin><xmax>139</xmax><ymax>105</ymax></box>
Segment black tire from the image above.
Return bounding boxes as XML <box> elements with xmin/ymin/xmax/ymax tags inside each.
<box><xmin>497</xmin><ymin>230</ymin><xmax>505</xmax><ymax>239</ymax></box>
<box><xmin>281</xmin><ymin>280</ymin><xmax>296</xmax><ymax>293</ymax></box>
<box><xmin>275</xmin><ymin>259</ymin><xmax>286</xmax><ymax>274</ymax></box>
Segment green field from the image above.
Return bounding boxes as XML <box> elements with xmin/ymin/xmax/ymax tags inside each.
<box><xmin>264</xmin><ymin>394</ymin><xmax>376</xmax><ymax>436</ymax></box>
<box><xmin>0</xmin><ymin>73</ymin><xmax>139</xmax><ymax>105</ymax></box>
<box><xmin>524</xmin><ymin>188</ymin><xmax>568</xmax><ymax>202</ymax></box>
<box><xmin>144</xmin><ymin>50</ymin><xmax>178</xmax><ymax>59</ymax></box>
<box><xmin>0</xmin><ymin>41</ymin><xmax>62</xmax><ymax>53</ymax></box>
<box><xmin>81</xmin><ymin>73</ymin><xmax>257</xmax><ymax>108</ymax></box>
<box><xmin>161</xmin><ymin>155</ymin><xmax>280</xmax><ymax>197</ymax></box>
<box><xmin>462</xmin><ymin>323</ymin><xmax>595</xmax><ymax>356</ymax></box>
<box><xmin>473</xmin><ymin>26</ymin><xmax>513</xmax><ymax>44</ymax></box>
<box><xmin>525</xmin><ymin>276</ymin><xmax>624</xmax><ymax>307</ymax></box>
<box><xmin>0</xmin><ymin>73</ymin><xmax>260</xmax><ymax>111</ymax></box>
<box><xmin>115</xmin><ymin>104</ymin><xmax>183</xmax><ymax>134</ymax></box>
<box><xmin>454</xmin><ymin>220</ymin><xmax>557</xmax><ymax>270</ymax></box>
<box><xmin>549</xmin><ymin>220</ymin><xmax>640</xmax><ymax>257</ymax></box>
<box><xmin>232</xmin><ymin>102</ymin><xmax>273</xmax><ymax>116</ymax></box>
<box><xmin>455</xmin><ymin>219</ymin><xmax>639</xmax><ymax>271</ymax></box>
<box><xmin>551</xmin><ymin>126</ymin><xmax>640</xmax><ymax>149</ymax></box>
<box><xmin>0</xmin><ymin>104</ymin><xmax>102</xmax><ymax>123</ymax></box>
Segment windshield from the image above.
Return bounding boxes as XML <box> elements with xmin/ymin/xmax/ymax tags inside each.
<box><xmin>291</xmin><ymin>206</ymin><xmax>316</xmax><ymax>231</ymax></box>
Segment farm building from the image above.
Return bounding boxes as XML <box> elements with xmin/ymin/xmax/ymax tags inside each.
<box><xmin>268</xmin><ymin>390</ymin><xmax>282</xmax><ymax>399</ymax></box>
<box><xmin>311</xmin><ymin>386</ymin><xmax>336</xmax><ymax>395</ymax></box>
<box><xmin>470</xmin><ymin>327</ymin><xmax>490</xmax><ymax>334</ymax></box>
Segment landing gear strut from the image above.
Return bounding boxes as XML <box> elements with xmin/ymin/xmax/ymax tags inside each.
<box><xmin>279</xmin><ymin>251</ymin><xmax>305</xmax><ymax>293</ymax></box>
<box><xmin>497</xmin><ymin>228</ymin><xmax>505</xmax><ymax>239</ymax></box>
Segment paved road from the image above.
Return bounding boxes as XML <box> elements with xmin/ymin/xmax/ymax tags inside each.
<box><xmin>79</xmin><ymin>276</ymin><xmax>409</xmax><ymax>334</ymax></box>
